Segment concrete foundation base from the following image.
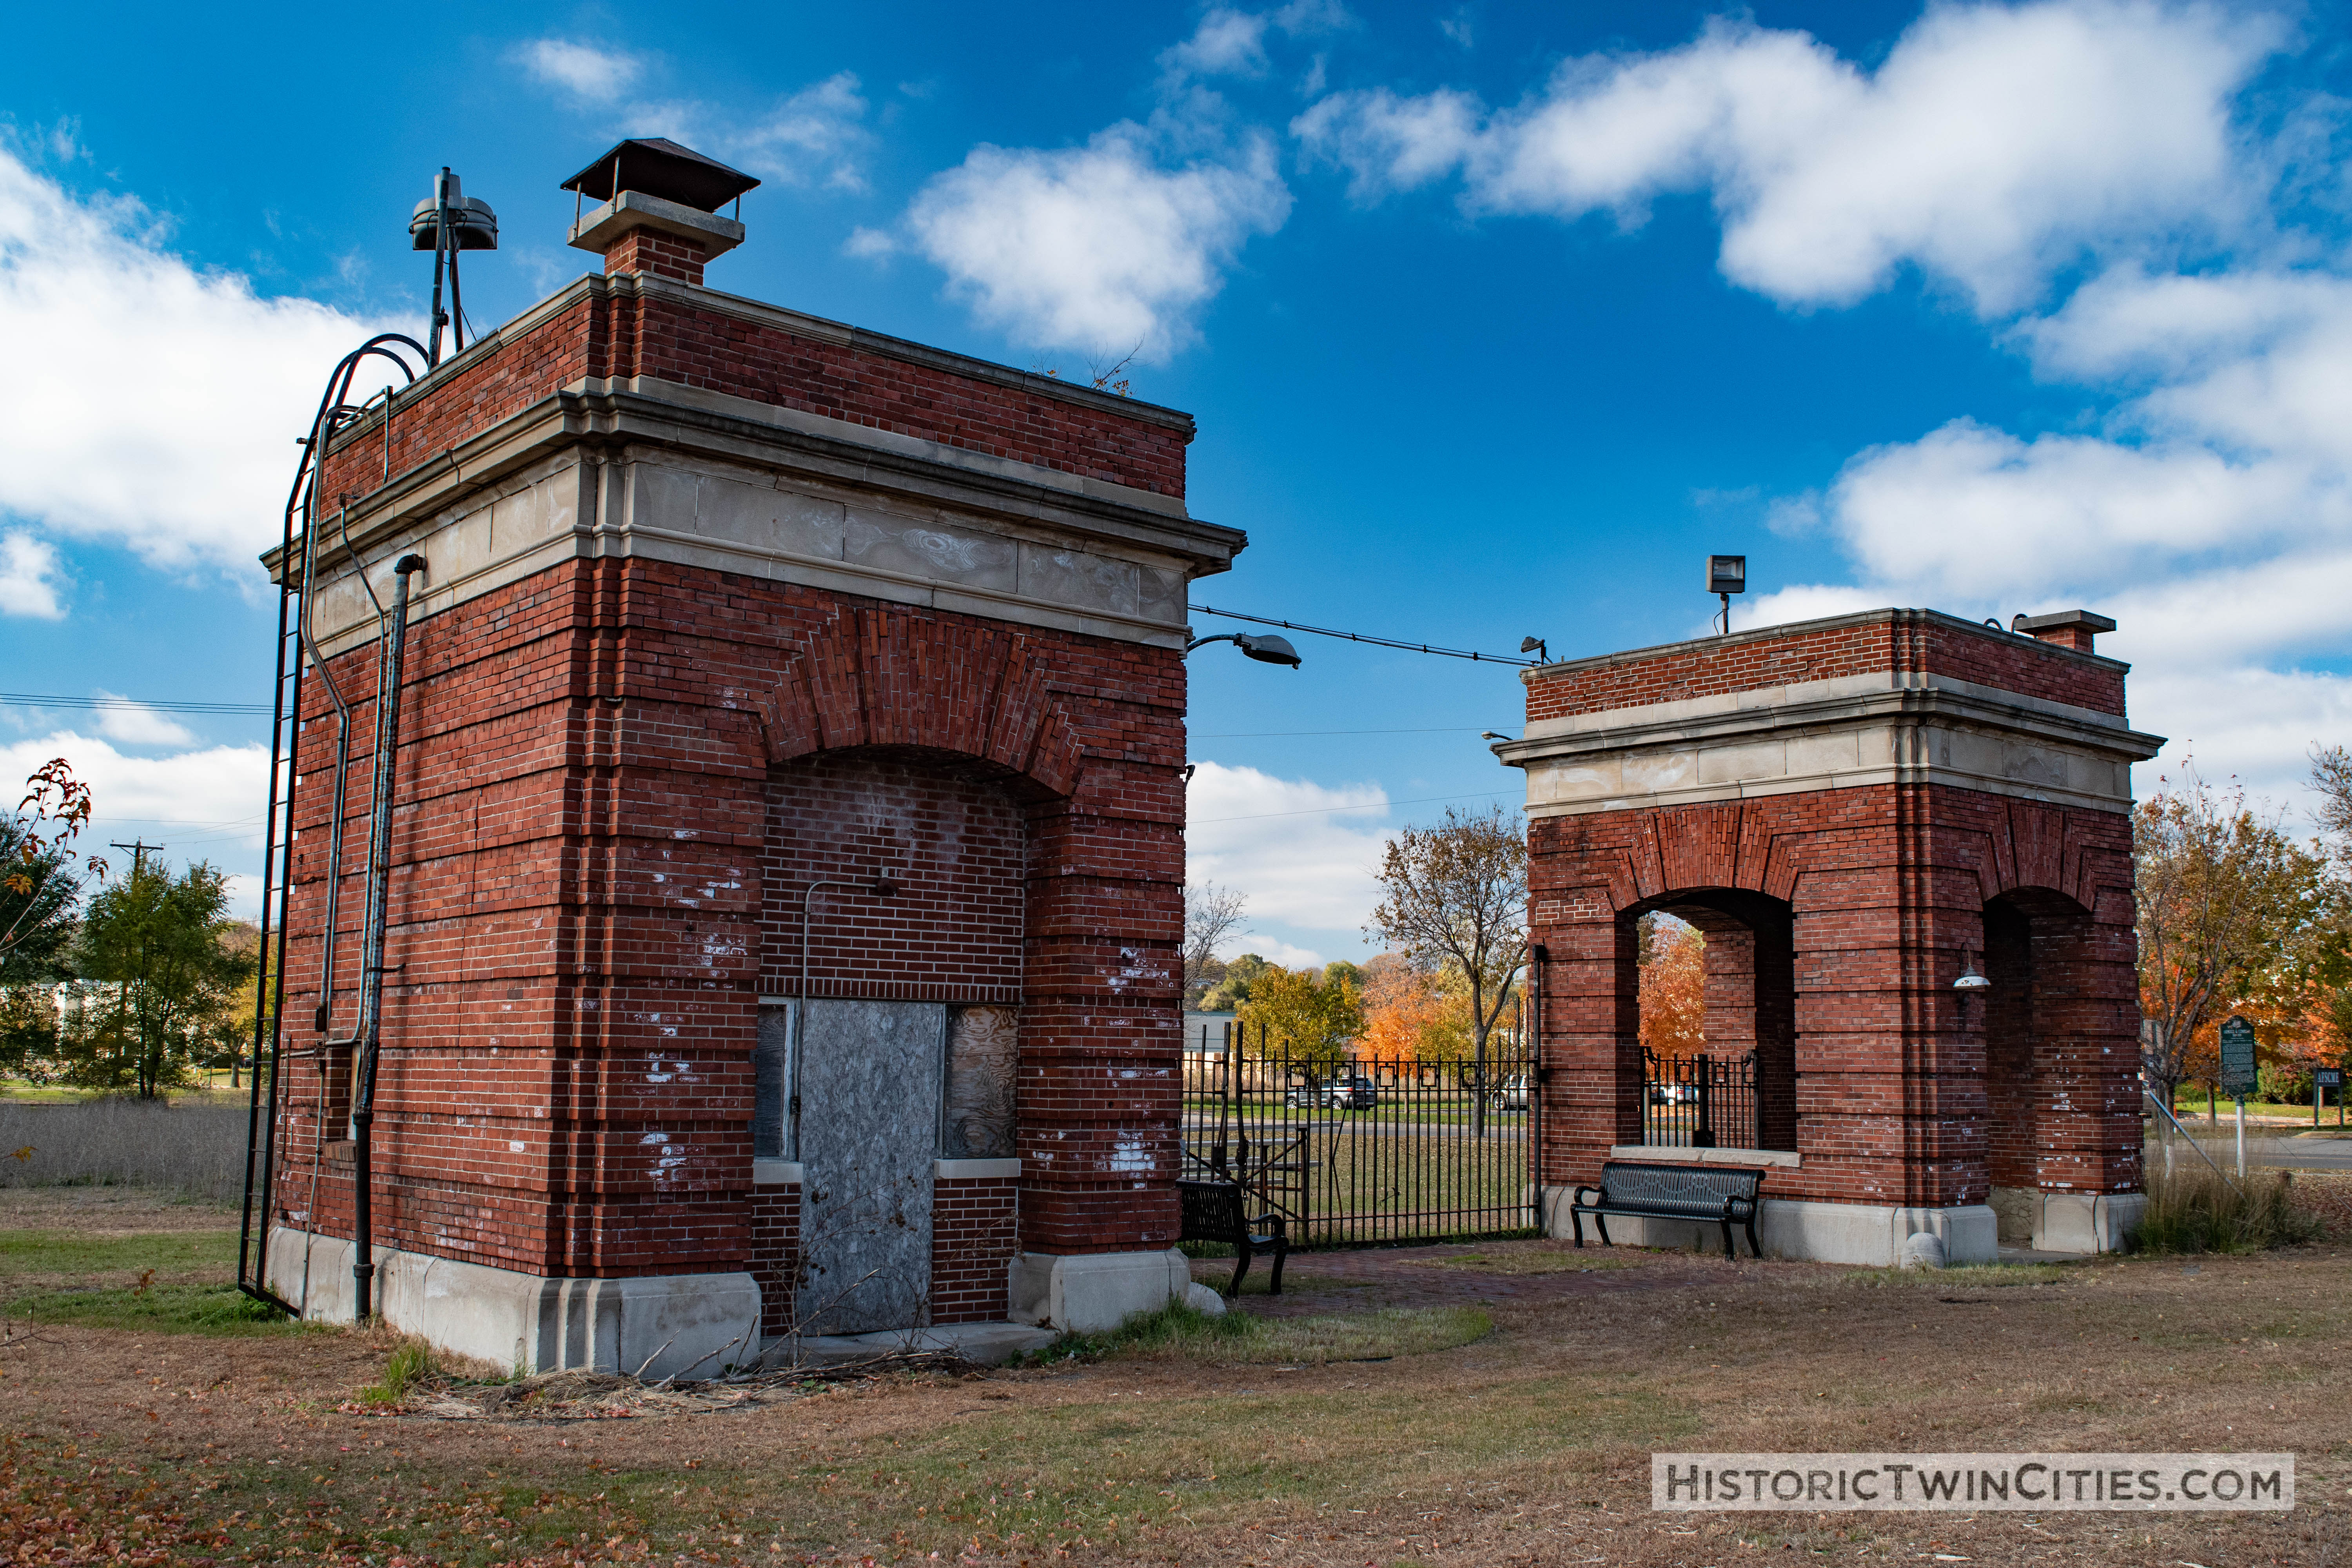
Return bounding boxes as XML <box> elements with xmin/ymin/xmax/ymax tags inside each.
<box><xmin>1539</xmin><ymin>1189</ymin><xmax>1998</xmax><ymax>1266</ymax></box>
<box><xmin>266</xmin><ymin>1227</ymin><xmax>761</xmax><ymax>1381</ymax></box>
<box><xmin>1991</xmin><ymin>1185</ymin><xmax>2143</xmax><ymax>1254</ymax></box>
<box><xmin>1007</xmin><ymin>1249</ymin><xmax>1189</xmax><ymax>1332</ymax></box>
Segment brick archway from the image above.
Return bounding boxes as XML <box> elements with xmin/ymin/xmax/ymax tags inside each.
<box><xmin>755</xmin><ymin>607</ymin><xmax>1084</xmax><ymax>799</ymax></box>
<box><xmin>1504</xmin><ymin>608</ymin><xmax>2162</xmax><ymax>1263</ymax></box>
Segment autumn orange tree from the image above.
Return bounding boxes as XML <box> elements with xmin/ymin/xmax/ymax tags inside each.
<box><xmin>1637</xmin><ymin>913</ymin><xmax>1706</xmax><ymax>1057</ymax></box>
<box><xmin>1359</xmin><ymin>952</ymin><xmax>1473</xmax><ymax>1064</ymax></box>
<box><xmin>1368</xmin><ymin>803</ymin><xmax>1527</xmax><ymax>1134</ymax></box>
<box><xmin>2134</xmin><ymin>766</ymin><xmax>2330</xmax><ymax>1106</ymax></box>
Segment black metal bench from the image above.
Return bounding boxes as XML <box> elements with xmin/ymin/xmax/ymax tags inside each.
<box><xmin>1176</xmin><ymin>1177</ymin><xmax>1289</xmax><ymax>1296</ymax></box>
<box><xmin>1570</xmin><ymin>1160</ymin><xmax>1763</xmax><ymax>1259</ymax></box>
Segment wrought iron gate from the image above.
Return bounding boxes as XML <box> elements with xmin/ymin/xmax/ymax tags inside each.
<box><xmin>1642</xmin><ymin>1047</ymin><xmax>1760</xmax><ymax>1150</ymax></box>
<box><xmin>1181</xmin><ymin>1018</ymin><xmax>1537</xmax><ymax>1246</ymax></box>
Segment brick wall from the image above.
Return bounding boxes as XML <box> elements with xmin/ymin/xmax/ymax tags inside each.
<box><xmin>319</xmin><ymin>275</ymin><xmax>1189</xmax><ymax>506</ymax></box>
<box><xmin>1525</xmin><ymin>609</ymin><xmax>2127</xmax><ymax>723</ymax></box>
<box><xmin>759</xmin><ymin>753</ymin><xmax>1026</xmax><ymax>1002</ymax></box>
<box><xmin>603</xmin><ymin>229</ymin><xmax>710</xmax><ymax>286</ymax></box>
<box><xmin>930</xmin><ymin>1177</ymin><xmax>1020</xmax><ymax>1323</ymax></box>
<box><xmin>1530</xmin><ymin>784</ymin><xmax>2141</xmax><ymax>1209</ymax></box>
<box><xmin>272</xmin><ymin>552</ymin><xmax>1188</xmax><ymax>1294</ymax></box>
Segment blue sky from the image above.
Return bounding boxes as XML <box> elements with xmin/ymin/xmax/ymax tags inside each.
<box><xmin>4</xmin><ymin>2</ymin><xmax>2350</xmax><ymax>966</ymax></box>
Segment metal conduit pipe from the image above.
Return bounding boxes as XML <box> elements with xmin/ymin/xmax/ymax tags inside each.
<box><xmin>351</xmin><ymin>553</ymin><xmax>426</xmax><ymax>1322</ymax></box>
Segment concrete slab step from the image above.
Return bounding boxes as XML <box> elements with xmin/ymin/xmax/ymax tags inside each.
<box><xmin>760</xmin><ymin>1321</ymin><xmax>1058</xmax><ymax>1368</ymax></box>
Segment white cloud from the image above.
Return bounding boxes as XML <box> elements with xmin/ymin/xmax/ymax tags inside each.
<box><xmin>1161</xmin><ymin>2</ymin><xmax>1353</xmax><ymax>82</ymax></box>
<box><xmin>89</xmin><ymin>694</ymin><xmax>196</xmax><ymax>748</ymax></box>
<box><xmin>516</xmin><ymin>38</ymin><xmax>645</xmax><ymax>102</ymax></box>
<box><xmin>513</xmin><ymin>39</ymin><xmax>873</xmax><ymax>195</ymax></box>
<box><xmin>0</xmin><ymin>147</ymin><xmax>398</xmax><ymax>577</ymax></box>
<box><xmin>843</xmin><ymin>225</ymin><xmax>897</xmax><ymax>260</ymax></box>
<box><xmin>1185</xmin><ymin>760</ymin><xmax>1390</xmax><ymax>938</ymax></box>
<box><xmin>0</xmin><ymin>532</ymin><xmax>64</xmax><ymax>618</ymax></box>
<box><xmin>731</xmin><ymin>73</ymin><xmax>873</xmax><ymax>192</ymax></box>
<box><xmin>1296</xmin><ymin>1</ymin><xmax>2277</xmax><ymax>312</ymax></box>
<box><xmin>906</xmin><ymin>125</ymin><xmax>1290</xmax><ymax>360</ymax></box>
<box><xmin>0</xmin><ymin>730</ymin><xmax>269</xmax><ymax>881</ymax></box>
<box><xmin>1163</xmin><ymin>8</ymin><xmax>1278</xmax><ymax>80</ymax></box>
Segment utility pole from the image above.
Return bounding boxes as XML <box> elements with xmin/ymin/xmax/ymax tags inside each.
<box><xmin>108</xmin><ymin>839</ymin><xmax>164</xmax><ymax>878</ymax></box>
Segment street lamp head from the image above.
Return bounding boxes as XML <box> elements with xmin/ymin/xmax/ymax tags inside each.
<box><xmin>1519</xmin><ymin>635</ymin><xmax>1548</xmax><ymax>663</ymax></box>
<box><xmin>1235</xmin><ymin>632</ymin><xmax>1301</xmax><ymax>667</ymax></box>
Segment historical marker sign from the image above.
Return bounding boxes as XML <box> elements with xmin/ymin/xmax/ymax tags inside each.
<box><xmin>2219</xmin><ymin>1015</ymin><xmax>2259</xmax><ymax>1097</ymax></box>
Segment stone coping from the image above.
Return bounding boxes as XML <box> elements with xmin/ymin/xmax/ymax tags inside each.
<box><xmin>1606</xmin><ymin>1144</ymin><xmax>1802</xmax><ymax>1168</ymax></box>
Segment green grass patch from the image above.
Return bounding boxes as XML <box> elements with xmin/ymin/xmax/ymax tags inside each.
<box><xmin>1038</xmin><ymin>1300</ymin><xmax>1492</xmax><ymax>1366</ymax></box>
<box><xmin>0</xmin><ymin>1228</ymin><xmax>236</xmax><ymax>1281</ymax></box>
<box><xmin>4</xmin><ymin>1280</ymin><xmax>290</xmax><ymax>1333</ymax></box>
<box><xmin>0</xmin><ymin>1225</ymin><xmax>293</xmax><ymax>1335</ymax></box>
<box><xmin>360</xmin><ymin>1341</ymin><xmax>432</xmax><ymax>1405</ymax></box>
<box><xmin>1838</xmin><ymin>1262</ymin><xmax>2074</xmax><ymax>1289</ymax></box>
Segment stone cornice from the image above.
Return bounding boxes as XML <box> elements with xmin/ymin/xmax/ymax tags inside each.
<box><xmin>270</xmin><ymin>378</ymin><xmax>1243</xmax><ymax>584</ymax></box>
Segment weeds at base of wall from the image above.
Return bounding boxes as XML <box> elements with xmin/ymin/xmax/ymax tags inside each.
<box><xmin>1025</xmin><ymin>1301</ymin><xmax>1493</xmax><ymax>1367</ymax></box>
<box><xmin>2125</xmin><ymin>1166</ymin><xmax>2324</xmax><ymax>1255</ymax></box>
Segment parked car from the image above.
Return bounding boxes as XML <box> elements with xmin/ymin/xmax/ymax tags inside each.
<box><xmin>1488</xmin><ymin>1073</ymin><xmax>1529</xmax><ymax>1111</ymax></box>
<box><xmin>1323</xmin><ymin>1074</ymin><xmax>1379</xmax><ymax>1110</ymax></box>
<box><xmin>1648</xmin><ymin>1081</ymin><xmax>1697</xmax><ymax>1105</ymax></box>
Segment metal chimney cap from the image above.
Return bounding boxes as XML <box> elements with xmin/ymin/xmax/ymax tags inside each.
<box><xmin>560</xmin><ymin>137</ymin><xmax>761</xmax><ymax>213</ymax></box>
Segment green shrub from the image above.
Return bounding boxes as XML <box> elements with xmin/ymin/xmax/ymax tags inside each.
<box><xmin>2126</xmin><ymin>1165</ymin><xmax>2321</xmax><ymax>1255</ymax></box>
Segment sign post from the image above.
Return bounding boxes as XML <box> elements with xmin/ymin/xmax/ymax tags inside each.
<box><xmin>2220</xmin><ymin>1016</ymin><xmax>2259</xmax><ymax>1176</ymax></box>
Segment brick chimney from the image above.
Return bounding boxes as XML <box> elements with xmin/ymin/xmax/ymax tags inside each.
<box><xmin>562</xmin><ymin>138</ymin><xmax>759</xmax><ymax>287</ymax></box>
<box><xmin>2013</xmin><ymin>609</ymin><xmax>2116</xmax><ymax>654</ymax></box>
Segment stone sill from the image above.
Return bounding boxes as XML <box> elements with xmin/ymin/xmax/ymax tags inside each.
<box><xmin>754</xmin><ymin>1157</ymin><xmax>1020</xmax><ymax>1185</ymax></box>
<box><xmin>1610</xmin><ymin>1144</ymin><xmax>1802</xmax><ymax>1169</ymax></box>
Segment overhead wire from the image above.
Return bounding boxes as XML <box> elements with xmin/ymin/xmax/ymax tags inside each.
<box><xmin>0</xmin><ymin>693</ymin><xmax>271</xmax><ymax>715</ymax></box>
<box><xmin>1188</xmin><ymin>603</ymin><xmax>1540</xmax><ymax>667</ymax></box>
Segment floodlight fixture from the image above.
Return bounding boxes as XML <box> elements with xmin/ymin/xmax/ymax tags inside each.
<box><xmin>1708</xmin><ymin>553</ymin><xmax>1747</xmax><ymax>636</ymax></box>
<box><xmin>1519</xmin><ymin>635</ymin><xmax>1548</xmax><ymax>663</ymax></box>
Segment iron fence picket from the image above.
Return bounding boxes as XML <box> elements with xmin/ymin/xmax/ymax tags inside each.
<box><xmin>1181</xmin><ymin>1020</ymin><xmax>1535</xmax><ymax>1247</ymax></box>
<box><xmin>1641</xmin><ymin>1047</ymin><xmax>1761</xmax><ymax>1149</ymax></box>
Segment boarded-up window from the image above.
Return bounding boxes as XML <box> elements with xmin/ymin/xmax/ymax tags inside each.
<box><xmin>942</xmin><ymin>1004</ymin><xmax>1018</xmax><ymax>1159</ymax></box>
<box><xmin>754</xmin><ymin>1002</ymin><xmax>793</xmax><ymax>1159</ymax></box>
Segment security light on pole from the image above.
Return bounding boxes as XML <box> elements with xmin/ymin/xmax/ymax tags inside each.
<box><xmin>1708</xmin><ymin>555</ymin><xmax>1746</xmax><ymax>636</ymax></box>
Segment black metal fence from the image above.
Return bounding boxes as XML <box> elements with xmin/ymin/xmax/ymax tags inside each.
<box><xmin>1642</xmin><ymin>1047</ymin><xmax>1760</xmax><ymax>1149</ymax></box>
<box><xmin>1181</xmin><ymin>1019</ymin><xmax>1537</xmax><ymax>1246</ymax></box>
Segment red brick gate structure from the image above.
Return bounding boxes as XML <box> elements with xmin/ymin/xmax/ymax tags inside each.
<box><xmin>1495</xmin><ymin>609</ymin><xmax>2164</xmax><ymax>1263</ymax></box>
<box><xmin>260</xmin><ymin>141</ymin><xmax>1238</xmax><ymax>1372</ymax></box>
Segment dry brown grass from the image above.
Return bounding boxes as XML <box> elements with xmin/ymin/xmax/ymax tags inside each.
<box><xmin>0</xmin><ymin>1098</ymin><xmax>249</xmax><ymax>1204</ymax></box>
<box><xmin>1</xmin><ymin>1203</ymin><xmax>2347</xmax><ymax>1565</ymax></box>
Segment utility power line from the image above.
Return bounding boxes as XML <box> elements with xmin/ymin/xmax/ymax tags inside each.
<box><xmin>1188</xmin><ymin>604</ymin><xmax>1539</xmax><ymax>667</ymax></box>
<box><xmin>1190</xmin><ymin>789</ymin><xmax>1518</xmax><ymax>825</ymax></box>
<box><xmin>0</xmin><ymin>692</ymin><xmax>270</xmax><ymax>715</ymax></box>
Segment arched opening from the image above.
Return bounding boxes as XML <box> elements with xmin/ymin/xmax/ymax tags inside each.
<box><xmin>1981</xmin><ymin>885</ymin><xmax>2100</xmax><ymax>1245</ymax></box>
<box><xmin>751</xmin><ymin>746</ymin><xmax>1035</xmax><ymax>1337</ymax></box>
<box><xmin>1625</xmin><ymin>889</ymin><xmax>1796</xmax><ymax>1152</ymax></box>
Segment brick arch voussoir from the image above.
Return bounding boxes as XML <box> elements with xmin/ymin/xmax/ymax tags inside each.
<box><xmin>755</xmin><ymin>607</ymin><xmax>1083</xmax><ymax>798</ymax></box>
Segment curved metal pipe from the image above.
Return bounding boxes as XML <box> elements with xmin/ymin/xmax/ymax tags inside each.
<box><xmin>351</xmin><ymin>552</ymin><xmax>427</xmax><ymax>1321</ymax></box>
